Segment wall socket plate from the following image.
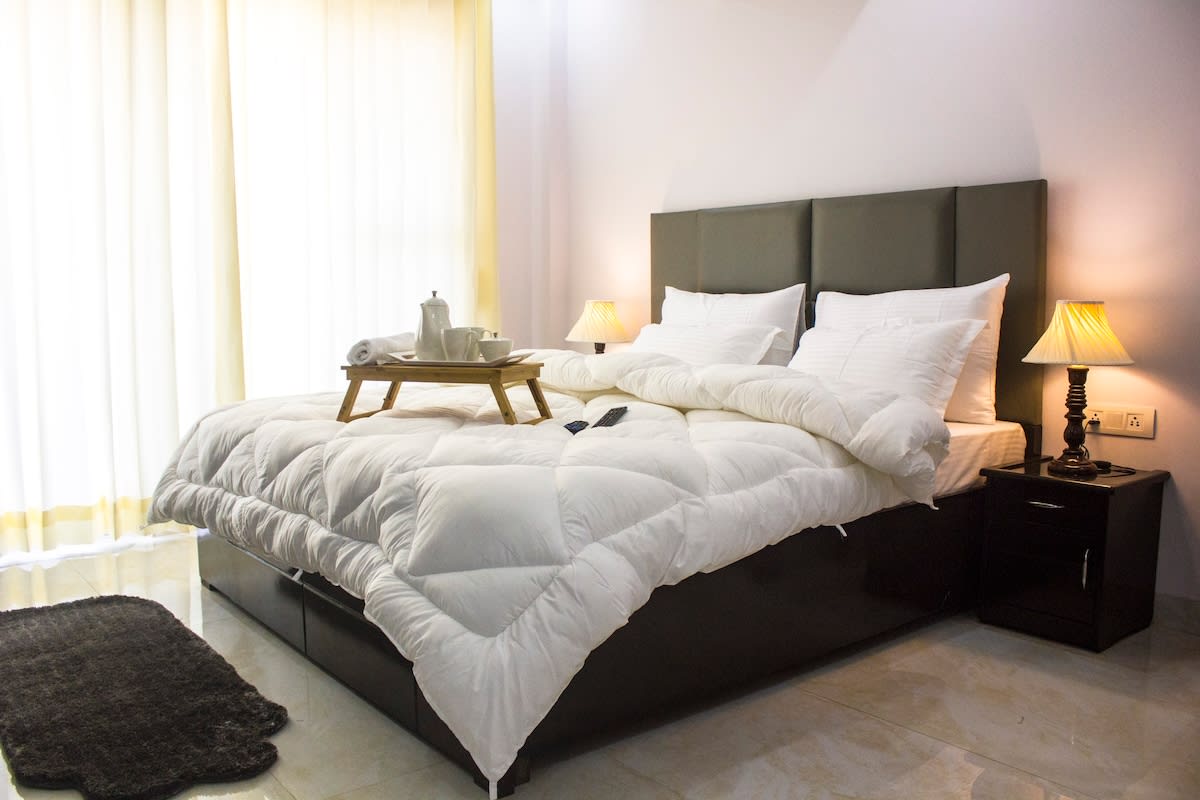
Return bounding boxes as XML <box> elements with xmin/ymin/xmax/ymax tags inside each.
<box><xmin>1085</xmin><ymin>404</ymin><xmax>1156</xmax><ymax>439</ymax></box>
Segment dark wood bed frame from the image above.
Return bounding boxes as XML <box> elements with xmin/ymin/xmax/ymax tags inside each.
<box><xmin>198</xmin><ymin>180</ymin><xmax>1047</xmax><ymax>795</ymax></box>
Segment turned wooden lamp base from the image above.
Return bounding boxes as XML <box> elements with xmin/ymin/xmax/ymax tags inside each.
<box><xmin>1047</xmin><ymin>365</ymin><xmax>1098</xmax><ymax>479</ymax></box>
<box><xmin>1047</xmin><ymin>452</ymin><xmax>1099</xmax><ymax>478</ymax></box>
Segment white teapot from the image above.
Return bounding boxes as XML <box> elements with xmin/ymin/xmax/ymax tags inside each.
<box><xmin>414</xmin><ymin>291</ymin><xmax>452</xmax><ymax>360</ymax></box>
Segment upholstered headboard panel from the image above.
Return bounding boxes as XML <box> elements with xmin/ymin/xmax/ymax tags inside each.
<box><xmin>650</xmin><ymin>179</ymin><xmax>1047</xmax><ymax>426</ymax></box>
<box><xmin>650</xmin><ymin>201</ymin><xmax>813</xmax><ymax>312</ymax></box>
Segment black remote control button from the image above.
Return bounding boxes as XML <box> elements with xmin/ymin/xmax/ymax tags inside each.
<box><xmin>593</xmin><ymin>406</ymin><xmax>628</xmax><ymax>427</ymax></box>
<box><xmin>564</xmin><ymin>420</ymin><xmax>589</xmax><ymax>434</ymax></box>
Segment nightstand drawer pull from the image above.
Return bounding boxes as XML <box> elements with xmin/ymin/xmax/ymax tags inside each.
<box><xmin>1082</xmin><ymin>548</ymin><xmax>1090</xmax><ymax>590</ymax></box>
<box><xmin>1026</xmin><ymin>499</ymin><xmax>1067</xmax><ymax>511</ymax></box>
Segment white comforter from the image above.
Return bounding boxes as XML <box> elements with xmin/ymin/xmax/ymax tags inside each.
<box><xmin>148</xmin><ymin>350</ymin><xmax>951</xmax><ymax>785</ymax></box>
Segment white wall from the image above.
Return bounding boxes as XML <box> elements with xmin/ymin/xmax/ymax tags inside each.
<box><xmin>494</xmin><ymin>0</ymin><xmax>1200</xmax><ymax>598</ymax></box>
<box><xmin>492</xmin><ymin>1</ymin><xmax>571</xmax><ymax>350</ymax></box>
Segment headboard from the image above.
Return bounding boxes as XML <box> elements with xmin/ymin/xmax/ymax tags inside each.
<box><xmin>650</xmin><ymin>180</ymin><xmax>1046</xmax><ymax>431</ymax></box>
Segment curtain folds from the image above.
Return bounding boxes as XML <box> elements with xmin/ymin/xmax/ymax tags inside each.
<box><xmin>0</xmin><ymin>0</ymin><xmax>234</xmax><ymax>557</ymax></box>
<box><xmin>226</xmin><ymin>0</ymin><xmax>497</xmax><ymax>397</ymax></box>
<box><xmin>0</xmin><ymin>0</ymin><xmax>495</xmax><ymax>560</ymax></box>
<box><xmin>461</xmin><ymin>0</ymin><xmax>501</xmax><ymax>333</ymax></box>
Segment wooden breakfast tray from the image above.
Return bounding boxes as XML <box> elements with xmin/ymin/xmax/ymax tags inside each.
<box><xmin>337</xmin><ymin>355</ymin><xmax>550</xmax><ymax>425</ymax></box>
<box><xmin>382</xmin><ymin>351</ymin><xmax>532</xmax><ymax>368</ymax></box>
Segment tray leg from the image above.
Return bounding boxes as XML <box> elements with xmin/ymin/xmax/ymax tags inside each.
<box><xmin>382</xmin><ymin>380</ymin><xmax>403</xmax><ymax>411</ymax></box>
<box><xmin>338</xmin><ymin>379</ymin><xmax>364</xmax><ymax>422</ymax></box>
<box><xmin>526</xmin><ymin>378</ymin><xmax>552</xmax><ymax>423</ymax></box>
<box><xmin>489</xmin><ymin>380</ymin><xmax>519</xmax><ymax>425</ymax></box>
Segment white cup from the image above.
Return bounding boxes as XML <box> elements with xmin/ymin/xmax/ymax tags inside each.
<box><xmin>479</xmin><ymin>337</ymin><xmax>514</xmax><ymax>361</ymax></box>
<box><xmin>466</xmin><ymin>327</ymin><xmax>486</xmax><ymax>361</ymax></box>
<box><xmin>441</xmin><ymin>327</ymin><xmax>481</xmax><ymax>361</ymax></box>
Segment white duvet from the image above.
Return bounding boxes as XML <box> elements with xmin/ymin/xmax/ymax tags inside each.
<box><xmin>148</xmin><ymin>350</ymin><xmax>952</xmax><ymax>786</ymax></box>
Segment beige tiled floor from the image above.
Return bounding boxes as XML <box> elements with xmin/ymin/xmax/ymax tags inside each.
<box><xmin>1</xmin><ymin>534</ymin><xmax>1197</xmax><ymax>800</ymax></box>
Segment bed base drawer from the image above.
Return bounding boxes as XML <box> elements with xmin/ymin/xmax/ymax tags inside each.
<box><xmin>197</xmin><ymin>532</ymin><xmax>305</xmax><ymax>650</ymax></box>
<box><xmin>297</xmin><ymin>574</ymin><xmax>529</xmax><ymax>794</ymax></box>
<box><xmin>198</xmin><ymin>533</ymin><xmax>529</xmax><ymax>796</ymax></box>
<box><xmin>300</xmin><ymin>574</ymin><xmax>419</xmax><ymax>731</ymax></box>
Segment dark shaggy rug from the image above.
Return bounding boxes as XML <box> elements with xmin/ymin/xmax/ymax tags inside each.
<box><xmin>0</xmin><ymin>595</ymin><xmax>287</xmax><ymax>800</ymax></box>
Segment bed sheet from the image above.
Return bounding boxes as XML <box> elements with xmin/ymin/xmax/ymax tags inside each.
<box><xmin>934</xmin><ymin>421</ymin><xmax>1027</xmax><ymax>497</ymax></box>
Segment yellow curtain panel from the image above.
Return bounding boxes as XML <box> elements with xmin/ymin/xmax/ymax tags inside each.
<box><xmin>458</xmin><ymin>0</ymin><xmax>500</xmax><ymax>332</ymax></box>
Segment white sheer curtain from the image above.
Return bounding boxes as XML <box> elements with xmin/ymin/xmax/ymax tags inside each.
<box><xmin>0</xmin><ymin>0</ymin><xmax>495</xmax><ymax>561</ymax></box>
<box><xmin>0</xmin><ymin>1</ymin><xmax>235</xmax><ymax>558</ymax></box>
<box><xmin>228</xmin><ymin>0</ymin><xmax>491</xmax><ymax>398</ymax></box>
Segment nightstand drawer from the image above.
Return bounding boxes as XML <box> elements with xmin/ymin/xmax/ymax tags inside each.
<box><xmin>988</xmin><ymin>479</ymin><xmax>1104</xmax><ymax>533</ymax></box>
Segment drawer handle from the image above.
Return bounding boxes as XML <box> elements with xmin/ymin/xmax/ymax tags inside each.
<box><xmin>1026</xmin><ymin>499</ymin><xmax>1066</xmax><ymax>511</ymax></box>
<box><xmin>1082</xmin><ymin>548</ymin><xmax>1090</xmax><ymax>590</ymax></box>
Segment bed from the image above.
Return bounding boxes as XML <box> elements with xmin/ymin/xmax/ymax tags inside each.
<box><xmin>161</xmin><ymin>179</ymin><xmax>1046</xmax><ymax>796</ymax></box>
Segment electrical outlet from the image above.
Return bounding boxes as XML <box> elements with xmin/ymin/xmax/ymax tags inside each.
<box><xmin>1085</xmin><ymin>404</ymin><xmax>1156</xmax><ymax>439</ymax></box>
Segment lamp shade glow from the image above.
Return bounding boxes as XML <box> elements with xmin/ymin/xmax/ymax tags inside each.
<box><xmin>566</xmin><ymin>300</ymin><xmax>629</xmax><ymax>352</ymax></box>
<box><xmin>1022</xmin><ymin>300</ymin><xmax>1133</xmax><ymax>366</ymax></box>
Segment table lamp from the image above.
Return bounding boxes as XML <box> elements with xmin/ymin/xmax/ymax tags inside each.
<box><xmin>566</xmin><ymin>300</ymin><xmax>629</xmax><ymax>354</ymax></box>
<box><xmin>1022</xmin><ymin>300</ymin><xmax>1133</xmax><ymax>477</ymax></box>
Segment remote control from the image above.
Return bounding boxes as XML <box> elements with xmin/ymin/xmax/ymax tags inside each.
<box><xmin>593</xmin><ymin>406</ymin><xmax>628</xmax><ymax>427</ymax></box>
<box><xmin>563</xmin><ymin>420</ymin><xmax>589</xmax><ymax>434</ymax></box>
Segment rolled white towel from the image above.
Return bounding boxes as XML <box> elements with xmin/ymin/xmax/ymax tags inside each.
<box><xmin>346</xmin><ymin>333</ymin><xmax>416</xmax><ymax>365</ymax></box>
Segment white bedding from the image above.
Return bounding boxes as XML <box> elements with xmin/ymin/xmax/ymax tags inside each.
<box><xmin>149</xmin><ymin>350</ymin><xmax>955</xmax><ymax>786</ymax></box>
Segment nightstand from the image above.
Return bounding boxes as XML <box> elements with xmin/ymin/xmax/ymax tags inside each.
<box><xmin>978</xmin><ymin>459</ymin><xmax>1169</xmax><ymax>651</ymax></box>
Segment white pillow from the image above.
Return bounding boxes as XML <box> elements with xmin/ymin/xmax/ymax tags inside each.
<box><xmin>788</xmin><ymin>319</ymin><xmax>987</xmax><ymax>416</ymax></box>
<box><xmin>814</xmin><ymin>275</ymin><xmax>1009</xmax><ymax>423</ymax></box>
<box><xmin>630</xmin><ymin>323</ymin><xmax>783</xmax><ymax>366</ymax></box>
<box><xmin>662</xmin><ymin>283</ymin><xmax>806</xmax><ymax>366</ymax></box>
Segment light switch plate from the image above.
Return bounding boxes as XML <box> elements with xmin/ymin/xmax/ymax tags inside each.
<box><xmin>1085</xmin><ymin>404</ymin><xmax>1156</xmax><ymax>439</ymax></box>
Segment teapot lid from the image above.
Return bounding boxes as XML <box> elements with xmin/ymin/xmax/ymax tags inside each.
<box><xmin>422</xmin><ymin>290</ymin><xmax>449</xmax><ymax>308</ymax></box>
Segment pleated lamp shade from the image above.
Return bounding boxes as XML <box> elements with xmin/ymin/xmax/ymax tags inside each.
<box><xmin>566</xmin><ymin>300</ymin><xmax>629</xmax><ymax>353</ymax></box>
<box><xmin>1022</xmin><ymin>300</ymin><xmax>1133</xmax><ymax>366</ymax></box>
